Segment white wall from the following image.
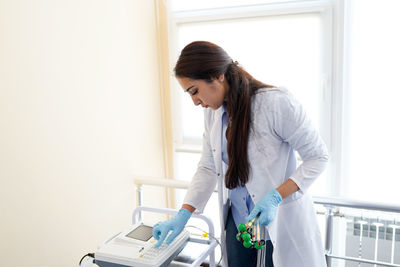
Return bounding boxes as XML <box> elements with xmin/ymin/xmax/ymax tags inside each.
<box><xmin>0</xmin><ymin>1</ymin><xmax>167</xmax><ymax>266</ymax></box>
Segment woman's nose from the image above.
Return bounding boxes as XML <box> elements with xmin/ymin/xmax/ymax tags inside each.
<box><xmin>191</xmin><ymin>96</ymin><xmax>201</xmax><ymax>106</ymax></box>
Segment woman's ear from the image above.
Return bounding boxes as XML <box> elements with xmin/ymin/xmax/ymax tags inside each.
<box><xmin>218</xmin><ymin>74</ymin><xmax>225</xmax><ymax>83</ymax></box>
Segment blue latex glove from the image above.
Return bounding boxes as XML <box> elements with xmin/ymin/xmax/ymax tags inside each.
<box><xmin>246</xmin><ymin>189</ymin><xmax>282</xmax><ymax>226</ymax></box>
<box><xmin>152</xmin><ymin>208</ymin><xmax>191</xmax><ymax>248</ymax></box>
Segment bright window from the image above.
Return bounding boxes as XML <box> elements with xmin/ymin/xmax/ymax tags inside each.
<box><xmin>345</xmin><ymin>0</ymin><xmax>400</xmax><ymax>204</ymax></box>
<box><xmin>177</xmin><ymin>13</ymin><xmax>325</xmax><ymax>139</ymax></box>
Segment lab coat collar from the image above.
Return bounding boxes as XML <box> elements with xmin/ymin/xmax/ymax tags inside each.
<box><xmin>213</xmin><ymin>104</ymin><xmax>225</xmax><ymax>118</ymax></box>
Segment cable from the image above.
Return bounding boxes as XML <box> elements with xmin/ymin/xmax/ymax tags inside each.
<box><xmin>79</xmin><ymin>253</ymin><xmax>95</xmax><ymax>266</ymax></box>
<box><xmin>185</xmin><ymin>225</ymin><xmax>223</xmax><ymax>266</ymax></box>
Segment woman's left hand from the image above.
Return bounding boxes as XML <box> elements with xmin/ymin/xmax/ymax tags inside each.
<box><xmin>246</xmin><ymin>189</ymin><xmax>282</xmax><ymax>226</ymax></box>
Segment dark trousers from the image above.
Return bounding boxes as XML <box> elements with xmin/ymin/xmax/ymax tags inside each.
<box><xmin>225</xmin><ymin>208</ymin><xmax>274</xmax><ymax>267</ymax></box>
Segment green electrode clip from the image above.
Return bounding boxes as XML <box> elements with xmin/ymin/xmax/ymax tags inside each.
<box><xmin>236</xmin><ymin>213</ymin><xmax>266</xmax><ymax>249</ymax></box>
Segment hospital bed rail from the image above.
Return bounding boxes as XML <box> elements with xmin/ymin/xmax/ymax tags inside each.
<box><xmin>134</xmin><ymin>177</ymin><xmax>219</xmax><ymax>267</ymax></box>
<box><xmin>134</xmin><ymin>176</ymin><xmax>400</xmax><ymax>267</ymax></box>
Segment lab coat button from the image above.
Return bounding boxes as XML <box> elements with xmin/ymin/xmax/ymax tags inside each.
<box><xmin>213</xmin><ymin>149</ymin><xmax>216</xmax><ymax>152</ymax></box>
<box><xmin>217</xmin><ymin>173</ymin><xmax>220</xmax><ymax>176</ymax></box>
<box><xmin>252</xmin><ymin>194</ymin><xmax>255</xmax><ymax>197</ymax></box>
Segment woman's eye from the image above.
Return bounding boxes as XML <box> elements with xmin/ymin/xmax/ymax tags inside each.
<box><xmin>191</xmin><ymin>89</ymin><xmax>198</xmax><ymax>95</ymax></box>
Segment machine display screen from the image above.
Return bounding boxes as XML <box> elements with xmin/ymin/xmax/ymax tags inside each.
<box><xmin>126</xmin><ymin>225</ymin><xmax>153</xmax><ymax>241</ymax></box>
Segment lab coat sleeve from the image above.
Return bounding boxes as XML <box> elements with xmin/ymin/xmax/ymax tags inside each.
<box><xmin>266</xmin><ymin>90</ymin><xmax>329</xmax><ymax>193</ymax></box>
<box><xmin>183</xmin><ymin>110</ymin><xmax>218</xmax><ymax>213</ymax></box>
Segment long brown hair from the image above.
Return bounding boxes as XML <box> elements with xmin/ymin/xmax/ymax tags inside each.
<box><xmin>174</xmin><ymin>41</ymin><xmax>274</xmax><ymax>189</ymax></box>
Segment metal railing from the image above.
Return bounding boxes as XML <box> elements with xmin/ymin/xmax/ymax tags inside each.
<box><xmin>134</xmin><ymin>176</ymin><xmax>400</xmax><ymax>267</ymax></box>
<box><xmin>314</xmin><ymin>196</ymin><xmax>400</xmax><ymax>267</ymax></box>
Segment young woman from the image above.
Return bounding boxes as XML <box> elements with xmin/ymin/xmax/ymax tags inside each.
<box><xmin>152</xmin><ymin>41</ymin><xmax>329</xmax><ymax>267</ymax></box>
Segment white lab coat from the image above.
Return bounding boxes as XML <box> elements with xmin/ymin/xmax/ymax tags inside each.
<box><xmin>183</xmin><ymin>87</ymin><xmax>329</xmax><ymax>267</ymax></box>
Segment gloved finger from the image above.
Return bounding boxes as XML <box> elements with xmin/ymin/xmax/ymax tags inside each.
<box><xmin>246</xmin><ymin>207</ymin><xmax>260</xmax><ymax>222</ymax></box>
<box><xmin>152</xmin><ymin>223</ymin><xmax>162</xmax><ymax>240</ymax></box>
<box><xmin>154</xmin><ymin>229</ymin><xmax>169</xmax><ymax>248</ymax></box>
<box><xmin>166</xmin><ymin>227</ymin><xmax>182</xmax><ymax>245</ymax></box>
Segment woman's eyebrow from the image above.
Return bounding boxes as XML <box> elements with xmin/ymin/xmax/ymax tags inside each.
<box><xmin>185</xmin><ymin>85</ymin><xmax>195</xmax><ymax>92</ymax></box>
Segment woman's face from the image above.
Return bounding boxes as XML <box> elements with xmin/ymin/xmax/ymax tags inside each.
<box><xmin>177</xmin><ymin>75</ymin><xmax>228</xmax><ymax>110</ymax></box>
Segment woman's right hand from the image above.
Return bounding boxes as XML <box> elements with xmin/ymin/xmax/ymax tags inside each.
<box><xmin>152</xmin><ymin>208</ymin><xmax>192</xmax><ymax>248</ymax></box>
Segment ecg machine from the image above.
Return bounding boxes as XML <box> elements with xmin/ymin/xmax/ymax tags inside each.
<box><xmin>94</xmin><ymin>223</ymin><xmax>190</xmax><ymax>267</ymax></box>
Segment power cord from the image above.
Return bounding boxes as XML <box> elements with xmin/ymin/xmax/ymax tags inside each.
<box><xmin>185</xmin><ymin>225</ymin><xmax>223</xmax><ymax>266</ymax></box>
<box><xmin>79</xmin><ymin>253</ymin><xmax>95</xmax><ymax>266</ymax></box>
